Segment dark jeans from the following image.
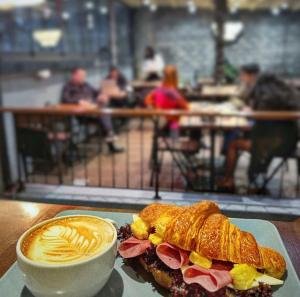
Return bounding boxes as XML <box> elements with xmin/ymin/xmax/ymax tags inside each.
<box><xmin>100</xmin><ymin>114</ymin><xmax>113</xmax><ymax>137</ymax></box>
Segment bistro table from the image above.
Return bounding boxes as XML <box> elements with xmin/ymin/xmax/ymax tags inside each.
<box><xmin>0</xmin><ymin>199</ymin><xmax>299</xmax><ymax>280</ymax></box>
<box><xmin>183</xmin><ymin>85</ymin><xmax>240</xmax><ymax>102</ymax></box>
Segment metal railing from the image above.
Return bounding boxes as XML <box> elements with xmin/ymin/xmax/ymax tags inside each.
<box><xmin>1</xmin><ymin>107</ymin><xmax>300</xmax><ymax>198</ymax></box>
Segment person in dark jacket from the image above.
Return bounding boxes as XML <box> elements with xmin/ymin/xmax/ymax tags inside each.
<box><xmin>219</xmin><ymin>73</ymin><xmax>299</xmax><ymax>191</ymax></box>
<box><xmin>61</xmin><ymin>68</ymin><xmax>123</xmax><ymax>153</ymax></box>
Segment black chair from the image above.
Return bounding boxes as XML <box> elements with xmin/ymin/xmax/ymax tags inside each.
<box><xmin>149</xmin><ymin>124</ymin><xmax>202</xmax><ymax>190</ymax></box>
<box><xmin>15</xmin><ymin>115</ymin><xmax>71</xmax><ymax>183</ymax></box>
<box><xmin>248</xmin><ymin>120</ymin><xmax>298</xmax><ymax>195</ymax></box>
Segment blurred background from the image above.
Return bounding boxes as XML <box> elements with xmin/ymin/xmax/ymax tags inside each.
<box><xmin>0</xmin><ymin>0</ymin><xmax>300</xmax><ymax>213</ymax></box>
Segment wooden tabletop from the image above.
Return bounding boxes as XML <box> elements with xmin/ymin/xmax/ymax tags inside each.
<box><xmin>0</xmin><ymin>199</ymin><xmax>299</xmax><ymax>279</ymax></box>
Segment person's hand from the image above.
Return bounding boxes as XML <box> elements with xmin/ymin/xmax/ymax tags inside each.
<box><xmin>242</xmin><ymin>106</ymin><xmax>253</xmax><ymax>112</ymax></box>
<box><xmin>114</xmin><ymin>91</ymin><xmax>127</xmax><ymax>99</ymax></box>
<box><xmin>97</xmin><ymin>94</ymin><xmax>109</xmax><ymax>104</ymax></box>
<box><xmin>79</xmin><ymin>99</ymin><xmax>89</xmax><ymax>106</ymax></box>
<box><xmin>79</xmin><ymin>99</ymin><xmax>95</xmax><ymax>108</ymax></box>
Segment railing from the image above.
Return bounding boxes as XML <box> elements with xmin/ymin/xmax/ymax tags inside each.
<box><xmin>1</xmin><ymin>106</ymin><xmax>300</xmax><ymax>198</ymax></box>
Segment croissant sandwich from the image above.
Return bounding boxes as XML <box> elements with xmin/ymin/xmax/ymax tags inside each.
<box><xmin>118</xmin><ymin>201</ymin><xmax>286</xmax><ymax>297</ymax></box>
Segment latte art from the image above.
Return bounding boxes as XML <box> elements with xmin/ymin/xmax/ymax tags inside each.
<box><xmin>21</xmin><ymin>216</ymin><xmax>114</xmax><ymax>264</ymax></box>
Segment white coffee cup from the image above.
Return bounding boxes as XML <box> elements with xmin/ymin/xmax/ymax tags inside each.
<box><xmin>16</xmin><ymin>215</ymin><xmax>117</xmax><ymax>297</ymax></box>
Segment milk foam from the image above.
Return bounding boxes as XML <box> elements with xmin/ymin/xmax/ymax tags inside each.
<box><xmin>22</xmin><ymin>216</ymin><xmax>114</xmax><ymax>265</ymax></box>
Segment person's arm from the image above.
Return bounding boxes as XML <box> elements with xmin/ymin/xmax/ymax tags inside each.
<box><xmin>144</xmin><ymin>91</ymin><xmax>155</xmax><ymax>108</ymax></box>
<box><xmin>177</xmin><ymin>94</ymin><xmax>189</xmax><ymax>110</ymax></box>
<box><xmin>85</xmin><ymin>83</ymin><xmax>98</xmax><ymax>102</ymax></box>
<box><xmin>119</xmin><ymin>74</ymin><xmax>128</xmax><ymax>90</ymax></box>
<box><xmin>60</xmin><ymin>84</ymin><xmax>73</xmax><ymax>104</ymax></box>
<box><xmin>156</xmin><ymin>54</ymin><xmax>165</xmax><ymax>73</ymax></box>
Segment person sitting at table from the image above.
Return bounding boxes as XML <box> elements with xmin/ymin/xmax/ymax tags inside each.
<box><xmin>107</xmin><ymin>66</ymin><xmax>128</xmax><ymax>91</ymax></box>
<box><xmin>60</xmin><ymin>67</ymin><xmax>124</xmax><ymax>153</ymax></box>
<box><xmin>239</xmin><ymin>63</ymin><xmax>261</xmax><ymax>108</ymax></box>
<box><xmin>218</xmin><ymin>73</ymin><xmax>299</xmax><ymax>191</ymax></box>
<box><xmin>144</xmin><ymin>65</ymin><xmax>189</xmax><ymax>139</ymax></box>
<box><xmin>105</xmin><ymin>66</ymin><xmax>129</xmax><ymax>108</ymax></box>
<box><xmin>142</xmin><ymin>46</ymin><xmax>165</xmax><ymax>82</ymax></box>
<box><xmin>221</xmin><ymin>63</ymin><xmax>261</xmax><ymax>155</ymax></box>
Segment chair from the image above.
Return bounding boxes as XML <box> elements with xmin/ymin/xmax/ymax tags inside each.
<box><xmin>248</xmin><ymin>120</ymin><xmax>298</xmax><ymax>195</ymax></box>
<box><xmin>149</xmin><ymin>125</ymin><xmax>202</xmax><ymax>190</ymax></box>
<box><xmin>15</xmin><ymin>115</ymin><xmax>71</xmax><ymax>183</ymax></box>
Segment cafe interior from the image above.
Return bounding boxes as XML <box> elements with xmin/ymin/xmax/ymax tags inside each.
<box><xmin>0</xmin><ymin>0</ymin><xmax>300</xmax><ymax>296</ymax></box>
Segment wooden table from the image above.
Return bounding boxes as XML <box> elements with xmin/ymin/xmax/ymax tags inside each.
<box><xmin>201</xmin><ymin>85</ymin><xmax>239</xmax><ymax>98</ymax></box>
<box><xmin>0</xmin><ymin>199</ymin><xmax>299</xmax><ymax>280</ymax></box>
<box><xmin>0</xmin><ymin>199</ymin><xmax>136</xmax><ymax>278</ymax></box>
<box><xmin>181</xmin><ymin>85</ymin><xmax>240</xmax><ymax>102</ymax></box>
<box><xmin>131</xmin><ymin>80</ymin><xmax>161</xmax><ymax>90</ymax></box>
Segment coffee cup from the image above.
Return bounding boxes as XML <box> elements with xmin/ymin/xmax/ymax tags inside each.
<box><xmin>16</xmin><ymin>215</ymin><xmax>117</xmax><ymax>297</ymax></box>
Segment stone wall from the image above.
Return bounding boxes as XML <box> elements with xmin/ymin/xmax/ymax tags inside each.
<box><xmin>133</xmin><ymin>8</ymin><xmax>300</xmax><ymax>81</ymax></box>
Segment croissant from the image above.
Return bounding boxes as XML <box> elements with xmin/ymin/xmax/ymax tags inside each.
<box><xmin>139</xmin><ymin>201</ymin><xmax>286</xmax><ymax>279</ymax></box>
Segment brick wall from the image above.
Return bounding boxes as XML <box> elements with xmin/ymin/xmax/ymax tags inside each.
<box><xmin>133</xmin><ymin>8</ymin><xmax>300</xmax><ymax>81</ymax></box>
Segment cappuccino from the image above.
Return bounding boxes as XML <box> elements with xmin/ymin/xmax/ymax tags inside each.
<box><xmin>21</xmin><ymin>216</ymin><xmax>114</xmax><ymax>265</ymax></box>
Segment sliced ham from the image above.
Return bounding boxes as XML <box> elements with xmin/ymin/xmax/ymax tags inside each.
<box><xmin>182</xmin><ymin>265</ymin><xmax>232</xmax><ymax>292</ymax></box>
<box><xmin>118</xmin><ymin>237</ymin><xmax>151</xmax><ymax>258</ymax></box>
<box><xmin>156</xmin><ymin>243</ymin><xmax>189</xmax><ymax>269</ymax></box>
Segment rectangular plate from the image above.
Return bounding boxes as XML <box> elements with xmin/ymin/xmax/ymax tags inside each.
<box><xmin>0</xmin><ymin>210</ymin><xmax>299</xmax><ymax>297</ymax></box>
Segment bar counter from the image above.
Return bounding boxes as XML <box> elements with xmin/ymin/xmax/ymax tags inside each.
<box><xmin>0</xmin><ymin>199</ymin><xmax>299</xmax><ymax>279</ymax></box>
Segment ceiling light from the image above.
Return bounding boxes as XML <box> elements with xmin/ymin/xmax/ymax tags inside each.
<box><xmin>188</xmin><ymin>5</ymin><xmax>197</xmax><ymax>14</ymax></box>
<box><xmin>281</xmin><ymin>2</ymin><xmax>289</xmax><ymax>10</ymax></box>
<box><xmin>33</xmin><ymin>29</ymin><xmax>62</xmax><ymax>48</ymax></box>
<box><xmin>271</xmin><ymin>7</ymin><xmax>280</xmax><ymax>16</ymax></box>
<box><xmin>87</xmin><ymin>14</ymin><xmax>95</xmax><ymax>30</ymax></box>
<box><xmin>150</xmin><ymin>4</ymin><xmax>157</xmax><ymax>12</ymax></box>
<box><xmin>212</xmin><ymin>21</ymin><xmax>244</xmax><ymax>43</ymax></box>
<box><xmin>143</xmin><ymin>0</ymin><xmax>150</xmax><ymax>6</ymax></box>
<box><xmin>230</xmin><ymin>5</ymin><xmax>238</xmax><ymax>15</ymax></box>
<box><xmin>0</xmin><ymin>0</ymin><xmax>44</xmax><ymax>10</ymax></box>
<box><xmin>99</xmin><ymin>6</ymin><xmax>108</xmax><ymax>15</ymax></box>
<box><xmin>61</xmin><ymin>12</ymin><xmax>70</xmax><ymax>21</ymax></box>
<box><xmin>187</xmin><ymin>1</ymin><xmax>197</xmax><ymax>14</ymax></box>
<box><xmin>42</xmin><ymin>6</ymin><xmax>52</xmax><ymax>19</ymax></box>
<box><xmin>85</xmin><ymin>1</ymin><xmax>94</xmax><ymax>10</ymax></box>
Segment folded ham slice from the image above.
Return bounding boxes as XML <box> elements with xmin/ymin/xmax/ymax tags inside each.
<box><xmin>156</xmin><ymin>242</ymin><xmax>189</xmax><ymax>269</ymax></box>
<box><xmin>118</xmin><ymin>237</ymin><xmax>151</xmax><ymax>258</ymax></box>
<box><xmin>182</xmin><ymin>265</ymin><xmax>232</xmax><ymax>292</ymax></box>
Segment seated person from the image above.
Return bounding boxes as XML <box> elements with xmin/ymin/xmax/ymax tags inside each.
<box><xmin>105</xmin><ymin>66</ymin><xmax>128</xmax><ymax>108</ymax></box>
<box><xmin>107</xmin><ymin>66</ymin><xmax>128</xmax><ymax>91</ymax></box>
<box><xmin>239</xmin><ymin>63</ymin><xmax>261</xmax><ymax>108</ymax></box>
<box><xmin>61</xmin><ymin>67</ymin><xmax>123</xmax><ymax>153</ymax></box>
<box><xmin>222</xmin><ymin>63</ymin><xmax>261</xmax><ymax>154</ymax></box>
<box><xmin>144</xmin><ymin>65</ymin><xmax>189</xmax><ymax>139</ymax></box>
<box><xmin>219</xmin><ymin>73</ymin><xmax>299</xmax><ymax>191</ymax></box>
<box><xmin>142</xmin><ymin>46</ymin><xmax>165</xmax><ymax>81</ymax></box>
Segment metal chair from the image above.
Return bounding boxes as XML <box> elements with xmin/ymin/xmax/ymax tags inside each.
<box><xmin>248</xmin><ymin>120</ymin><xmax>298</xmax><ymax>196</ymax></box>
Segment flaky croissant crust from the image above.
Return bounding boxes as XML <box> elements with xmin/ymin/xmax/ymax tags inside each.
<box><xmin>139</xmin><ymin>201</ymin><xmax>286</xmax><ymax>279</ymax></box>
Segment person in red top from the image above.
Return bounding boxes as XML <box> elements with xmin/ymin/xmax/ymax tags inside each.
<box><xmin>144</xmin><ymin>65</ymin><xmax>189</xmax><ymax>138</ymax></box>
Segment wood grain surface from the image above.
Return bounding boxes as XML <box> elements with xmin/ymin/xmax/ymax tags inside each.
<box><xmin>0</xmin><ymin>199</ymin><xmax>299</xmax><ymax>279</ymax></box>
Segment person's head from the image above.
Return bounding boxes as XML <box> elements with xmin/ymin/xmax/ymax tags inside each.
<box><xmin>145</xmin><ymin>46</ymin><xmax>155</xmax><ymax>60</ymax></box>
<box><xmin>162</xmin><ymin>65</ymin><xmax>178</xmax><ymax>89</ymax></box>
<box><xmin>71</xmin><ymin>68</ymin><xmax>86</xmax><ymax>85</ymax></box>
<box><xmin>108</xmin><ymin>66</ymin><xmax>119</xmax><ymax>80</ymax></box>
<box><xmin>240</xmin><ymin>64</ymin><xmax>260</xmax><ymax>87</ymax></box>
<box><xmin>249</xmin><ymin>73</ymin><xmax>298</xmax><ymax>110</ymax></box>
